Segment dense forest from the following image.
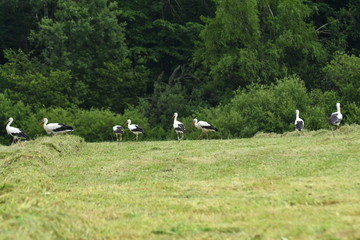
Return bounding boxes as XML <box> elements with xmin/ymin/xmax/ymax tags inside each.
<box><xmin>0</xmin><ymin>0</ymin><xmax>360</xmax><ymax>143</ymax></box>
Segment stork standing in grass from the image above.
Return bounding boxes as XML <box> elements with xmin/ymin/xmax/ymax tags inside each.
<box><xmin>294</xmin><ymin>109</ymin><xmax>304</xmax><ymax>134</ymax></box>
<box><xmin>192</xmin><ymin>118</ymin><xmax>218</xmax><ymax>139</ymax></box>
<box><xmin>125</xmin><ymin>119</ymin><xmax>144</xmax><ymax>141</ymax></box>
<box><xmin>113</xmin><ymin>125</ymin><xmax>125</xmax><ymax>144</ymax></box>
<box><xmin>328</xmin><ymin>102</ymin><xmax>343</xmax><ymax>135</ymax></box>
<box><xmin>172</xmin><ymin>112</ymin><xmax>185</xmax><ymax>142</ymax></box>
<box><xmin>4</xmin><ymin>117</ymin><xmax>30</xmax><ymax>145</ymax></box>
<box><xmin>38</xmin><ymin>118</ymin><xmax>74</xmax><ymax>135</ymax></box>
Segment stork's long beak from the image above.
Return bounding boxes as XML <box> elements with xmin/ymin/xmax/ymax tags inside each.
<box><xmin>172</xmin><ymin>115</ymin><xmax>174</xmax><ymax>119</ymax></box>
<box><xmin>3</xmin><ymin>120</ymin><xmax>9</xmax><ymax>125</ymax></box>
<box><xmin>37</xmin><ymin>121</ymin><xmax>44</xmax><ymax>126</ymax></box>
<box><xmin>192</xmin><ymin>122</ymin><xmax>195</xmax><ymax>126</ymax></box>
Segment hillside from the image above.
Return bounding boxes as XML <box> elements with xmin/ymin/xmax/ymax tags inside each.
<box><xmin>1</xmin><ymin>127</ymin><xmax>360</xmax><ymax>239</ymax></box>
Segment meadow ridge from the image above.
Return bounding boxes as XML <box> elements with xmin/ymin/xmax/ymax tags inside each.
<box><xmin>0</xmin><ymin>126</ymin><xmax>360</xmax><ymax>239</ymax></box>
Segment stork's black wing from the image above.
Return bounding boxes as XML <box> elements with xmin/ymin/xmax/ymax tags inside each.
<box><xmin>202</xmin><ymin>125</ymin><xmax>218</xmax><ymax>131</ymax></box>
<box><xmin>114</xmin><ymin>126</ymin><xmax>125</xmax><ymax>134</ymax></box>
<box><xmin>12</xmin><ymin>131</ymin><xmax>30</xmax><ymax>140</ymax></box>
<box><xmin>53</xmin><ymin>123</ymin><xmax>74</xmax><ymax>132</ymax></box>
<box><xmin>295</xmin><ymin>120</ymin><xmax>304</xmax><ymax>131</ymax></box>
<box><xmin>175</xmin><ymin>123</ymin><xmax>185</xmax><ymax>133</ymax></box>
<box><xmin>132</xmin><ymin>125</ymin><xmax>144</xmax><ymax>133</ymax></box>
<box><xmin>328</xmin><ymin>113</ymin><xmax>341</xmax><ymax>125</ymax></box>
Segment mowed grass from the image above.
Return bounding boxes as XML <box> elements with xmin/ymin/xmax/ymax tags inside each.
<box><xmin>1</xmin><ymin>126</ymin><xmax>360</xmax><ymax>240</ymax></box>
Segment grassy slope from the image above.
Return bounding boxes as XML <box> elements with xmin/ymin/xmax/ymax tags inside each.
<box><xmin>1</xmin><ymin>126</ymin><xmax>360</xmax><ymax>239</ymax></box>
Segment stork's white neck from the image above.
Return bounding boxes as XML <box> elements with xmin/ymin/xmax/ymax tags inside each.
<box><xmin>336</xmin><ymin>103</ymin><xmax>341</xmax><ymax>113</ymax></box>
<box><xmin>6</xmin><ymin>118</ymin><xmax>13</xmax><ymax>128</ymax></box>
<box><xmin>296</xmin><ymin>110</ymin><xmax>300</xmax><ymax>119</ymax></box>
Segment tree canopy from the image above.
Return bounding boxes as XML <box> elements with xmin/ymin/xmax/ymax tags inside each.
<box><xmin>0</xmin><ymin>0</ymin><xmax>359</xmax><ymax>142</ymax></box>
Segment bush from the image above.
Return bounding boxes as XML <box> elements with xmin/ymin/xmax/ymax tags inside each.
<box><xmin>193</xmin><ymin>76</ymin><xmax>347</xmax><ymax>138</ymax></box>
<box><xmin>0</xmin><ymin>75</ymin><xmax>357</xmax><ymax>143</ymax></box>
<box><xmin>220</xmin><ymin>76</ymin><xmax>309</xmax><ymax>137</ymax></box>
<box><xmin>72</xmin><ymin>108</ymin><xmax>123</xmax><ymax>142</ymax></box>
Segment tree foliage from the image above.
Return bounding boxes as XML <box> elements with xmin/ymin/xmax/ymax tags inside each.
<box><xmin>0</xmin><ymin>49</ymin><xmax>85</xmax><ymax>108</ymax></box>
<box><xmin>0</xmin><ymin>0</ymin><xmax>360</xmax><ymax>142</ymax></box>
<box><xmin>193</xmin><ymin>0</ymin><xmax>327</xmax><ymax>104</ymax></box>
<box><xmin>323</xmin><ymin>52</ymin><xmax>360</xmax><ymax>104</ymax></box>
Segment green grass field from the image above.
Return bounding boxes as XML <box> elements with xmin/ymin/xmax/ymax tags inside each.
<box><xmin>1</xmin><ymin>126</ymin><xmax>360</xmax><ymax>239</ymax></box>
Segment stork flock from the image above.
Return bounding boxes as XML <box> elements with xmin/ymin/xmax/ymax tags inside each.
<box><xmin>4</xmin><ymin>103</ymin><xmax>343</xmax><ymax>145</ymax></box>
<box><xmin>4</xmin><ymin>118</ymin><xmax>74</xmax><ymax>145</ymax></box>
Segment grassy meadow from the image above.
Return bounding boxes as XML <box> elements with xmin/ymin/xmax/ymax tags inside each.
<box><xmin>1</xmin><ymin>126</ymin><xmax>360</xmax><ymax>239</ymax></box>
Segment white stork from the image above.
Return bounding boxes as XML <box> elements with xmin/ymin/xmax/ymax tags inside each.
<box><xmin>4</xmin><ymin>117</ymin><xmax>30</xmax><ymax>145</ymax></box>
<box><xmin>192</xmin><ymin>118</ymin><xmax>218</xmax><ymax>139</ymax></box>
<box><xmin>113</xmin><ymin>125</ymin><xmax>125</xmax><ymax>144</ymax></box>
<box><xmin>172</xmin><ymin>112</ymin><xmax>185</xmax><ymax>142</ymax></box>
<box><xmin>125</xmin><ymin>119</ymin><xmax>144</xmax><ymax>141</ymax></box>
<box><xmin>294</xmin><ymin>109</ymin><xmax>304</xmax><ymax>134</ymax></box>
<box><xmin>328</xmin><ymin>102</ymin><xmax>343</xmax><ymax>133</ymax></box>
<box><xmin>38</xmin><ymin>118</ymin><xmax>74</xmax><ymax>135</ymax></box>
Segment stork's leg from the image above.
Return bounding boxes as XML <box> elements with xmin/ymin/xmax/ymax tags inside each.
<box><xmin>177</xmin><ymin>133</ymin><xmax>180</xmax><ymax>142</ymax></box>
<box><xmin>136</xmin><ymin>134</ymin><xmax>139</xmax><ymax>141</ymax></box>
<box><xmin>120</xmin><ymin>134</ymin><xmax>122</xmax><ymax>142</ymax></box>
<box><xmin>336</xmin><ymin>125</ymin><xmax>340</xmax><ymax>132</ymax></box>
<box><xmin>180</xmin><ymin>133</ymin><xmax>184</xmax><ymax>140</ymax></box>
<box><xmin>197</xmin><ymin>132</ymin><xmax>203</xmax><ymax>139</ymax></box>
<box><xmin>332</xmin><ymin>126</ymin><xmax>335</xmax><ymax>137</ymax></box>
<box><xmin>206</xmin><ymin>132</ymin><xmax>209</xmax><ymax>139</ymax></box>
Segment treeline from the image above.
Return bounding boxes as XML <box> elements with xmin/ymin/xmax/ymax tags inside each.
<box><xmin>1</xmin><ymin>76</ymin><xmax>359</xmax><ymax>143</ymax></box>
<box><xmin>0</xmin><ymin>0</ymin><xmax>360</xmax><ymax>143</ymax></box>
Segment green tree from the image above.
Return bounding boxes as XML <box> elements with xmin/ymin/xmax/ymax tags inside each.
<box><xmin>116</xmin><ymin>0</ymin><xmax>213</xmax><ymax>98</ymax></box>
<box><xmin>30</xmin><ymin>0</ymin><xmax>141</xmax><ymax>110</ymax></box>
<box><xmin>0</xmin><ymin>49</ymin><xmax>84</xmax><ymax>108</ymax></box>
<box><xmin>0</xmin><ymin>0</ymin><xmax>54</xmax><ymax>63</ymax></box>
<box><xmin>193</xmin><ymin>0</ymin><xmax>326</xmax><ymax>104</ymax></box>
<box><xmin>94</xmin><ymin>59</ymin><xmax>149</xmax><ymax>112</ymax></box>
<box><xmin>323</xmin><ymin>52</ymin><xmax>360</xmax><ymax>104</ymax></box>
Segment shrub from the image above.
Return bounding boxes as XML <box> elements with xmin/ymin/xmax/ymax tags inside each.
<box><xmin>193</xmin><ymin>76</ymin><xmax>347</xmax><ymax>138</ymax></box>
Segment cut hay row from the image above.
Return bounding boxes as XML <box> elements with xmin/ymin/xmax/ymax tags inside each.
<box><xmin>0</xmin><ymin>135</ymin><xmax>91</xmax><ymax>240</ymax></box>
<box><xmin>0</xmin><ymin>127</ymin><xmax>360</xmax><ymax>239</ymax></box>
